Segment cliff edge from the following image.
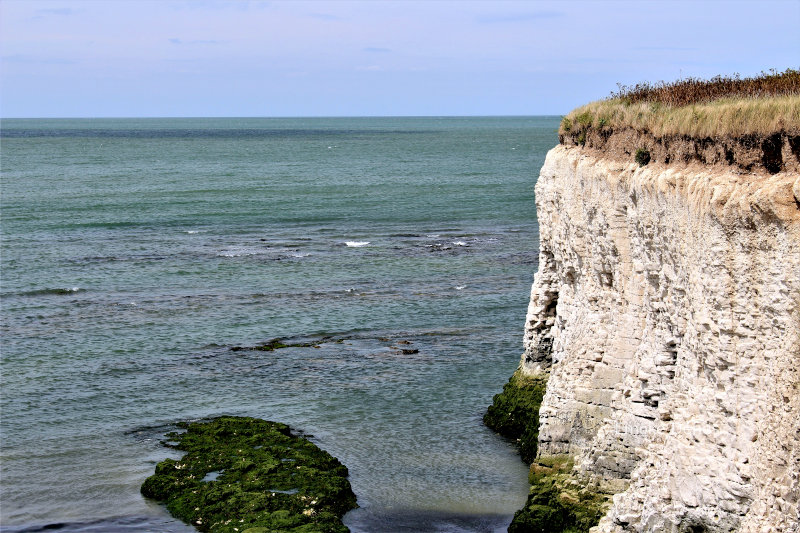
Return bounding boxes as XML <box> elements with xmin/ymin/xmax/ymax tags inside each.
<box><xmin>491</xmin><ymin>72</ymin><xmax>800</xmax><ymax>533</ymax></box>
<box><xmin>523</xmin><ymin>145</ymin><xmax>799</xmax><ymax>532</ymax></box>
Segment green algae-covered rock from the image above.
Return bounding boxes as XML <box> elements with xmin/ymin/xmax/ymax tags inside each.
<box><xmin>509</xmin><ymin>456</ymin><xmax>607</xmax><ymax>533</ymax></box>
<box><xmin>141</xmin><ymin>416</ymin><xmax>357</xmax><ymax>533</ymax></box>
<box><xmin>486</xmin><ymin>373</ymin><xmax>607</xmax><ymax>532</ymax></box>
<box><xmin>483</xmin><ymin>370</ymin><xmax>547</xmax><ymax>464</ymax></box>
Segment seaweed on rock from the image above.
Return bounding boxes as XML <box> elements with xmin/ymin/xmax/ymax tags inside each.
<box><xmin>485</xmin><ymin>373</ymin><xmax>608</xmax><ymax>532</ymax></box>
<box><xmin>141</xmin><ymin>416</ymin><xmax>357</xmax><ymax>533</ymax></box>
<box><xmin>483</xmin><ymin>370</ymin><xmax>547</xmax><ymax>464</ymax></box>
<box><xmin>509</xmin><ymin>456</ymin><xmax>607</xmax><ymax>533</ymax></box>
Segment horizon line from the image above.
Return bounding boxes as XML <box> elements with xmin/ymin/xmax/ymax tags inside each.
<box><xmin>0</xmin><ymin>113</ymin><xmax>565</xmax><ymax>120</ymax></box>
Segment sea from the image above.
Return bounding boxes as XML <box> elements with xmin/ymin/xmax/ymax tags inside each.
<box><xmin>0</xmin><ymin>116</ymin><xmax>559</xmax><ymax>532</ymax></box>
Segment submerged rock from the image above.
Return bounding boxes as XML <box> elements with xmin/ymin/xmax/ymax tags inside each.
<box><xmin>141</xmin><ymin>416</ymin><xmax>357</xmax><ymax>533</ymax></box>
<box><xmin>230</xmin><ymin>338</ymin><xmax>313</xmax><ymax>352</ymax></box>
<box><xmin>230</xmin><ymin>337</ymin><xmax>348</xmax><ymax>352</ymax></box>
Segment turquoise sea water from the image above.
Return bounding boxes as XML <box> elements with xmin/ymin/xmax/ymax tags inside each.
<box><xmin>0</xmin><ymin>117</ymin><xmax>558</xmax><ymax>532</ymax></box>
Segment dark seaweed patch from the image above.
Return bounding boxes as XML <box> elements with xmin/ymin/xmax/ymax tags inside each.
<box><xmin>230</xmin><ymin>337</ymin><xmax>345</xmax><ymax>352</ymax></box>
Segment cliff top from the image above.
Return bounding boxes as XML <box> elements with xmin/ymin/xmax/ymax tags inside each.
<box><xmin>559</xmin><ymin>69</ymin><xmax>800</xmax><ymax>173</ymax></box>
<box><xmin>561</xmin><ymin>69</ymin><xmax>800</xmax><ymax>138</ymax></box>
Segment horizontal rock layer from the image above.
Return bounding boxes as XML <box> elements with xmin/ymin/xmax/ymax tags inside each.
<box><xmin>522</xmin><ymin>145</ymin><xmax>800</xmax><ymax>532</ymax></box>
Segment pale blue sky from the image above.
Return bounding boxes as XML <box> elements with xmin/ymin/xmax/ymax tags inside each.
<box><xmin>1</xmin><ymin>0</ymin><xmax>798</xmax><ymax>117</ymax></box>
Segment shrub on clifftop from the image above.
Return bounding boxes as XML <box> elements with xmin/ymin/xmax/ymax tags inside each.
<box><xmin>611</xmin><ymin>68</ymin><xmax>799</xmax><ymax>106</ymax></box>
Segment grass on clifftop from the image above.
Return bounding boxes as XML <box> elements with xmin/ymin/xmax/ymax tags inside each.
<box><xmin>560</xmin><ymin>68</ymin><xmax>800</xmax><ymax>138</ymax></box>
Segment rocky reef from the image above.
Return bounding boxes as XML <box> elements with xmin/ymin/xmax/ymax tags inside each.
<box><xmin>141</xmin><ymin>416</ymin><xmax>357</xmax><ymax>533</ymax></box>
<box><xmin>490</xmin><ymin>131</ymin><xmax>799</xmax><ymax>531</ymax></box>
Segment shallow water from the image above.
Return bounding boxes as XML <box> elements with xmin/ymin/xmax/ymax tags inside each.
<box><xmin>0</xmin><ymin>116</ymin><xmax>558</xmax><ymax>531</ymax></box>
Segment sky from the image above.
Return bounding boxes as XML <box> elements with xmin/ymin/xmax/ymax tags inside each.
<box><xmin>1</xmin><ymin>0</ymin><xmax>798</xmax><ymax>117</ymax></box>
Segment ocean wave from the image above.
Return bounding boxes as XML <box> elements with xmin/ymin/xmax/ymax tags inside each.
<box><xmin>217</xmin><ymin>247</ymin><xmax>269</xmax><ymax>257</ymax></box>
<box><xmin>65</xmin><ymin>254</ymin><xmax>169</xmax><ymax>264</ymax></box>
<box><xmin>345</xmin><ymin>241</ymin><xmax>370</xmax><ymax>247</ymax></box>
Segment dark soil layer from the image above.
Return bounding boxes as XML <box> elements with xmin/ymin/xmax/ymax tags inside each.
<box><xmin>483</xmin><ymin>371</ymin><xmax>547</xmax><ymax>466</ymax></box>
<box><xmin>141</xmin><ymin>416</ymin><xmax>357</xmax><ymax>533</ymax></box>
<box><xmin>561</xmin><ymin>127</ymin><xmax>800</xmax><ymax>174</ymax></box>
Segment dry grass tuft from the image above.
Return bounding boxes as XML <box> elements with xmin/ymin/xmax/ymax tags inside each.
<box><xmin>561</xmin><ymin>69</ymin><xmax>800</xmax><ymax>138</ymax></box>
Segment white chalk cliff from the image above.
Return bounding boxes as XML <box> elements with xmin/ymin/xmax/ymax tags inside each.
<box><xmin>521</xmin><ymin>145</ymin><xmax>800</xmax><ymax>532</ymax></box>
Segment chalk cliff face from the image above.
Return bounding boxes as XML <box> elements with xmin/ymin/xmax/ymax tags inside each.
<box><xmin>522</xmin><ymin>145</ymin><xmax>800</xmax><ymax>532</ymax></box>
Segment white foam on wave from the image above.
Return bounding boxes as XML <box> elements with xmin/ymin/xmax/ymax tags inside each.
<box><xmin>185</xmin><ymin>230</ymin><xmax>207</xmax><ymax>234</ymax></box>
<box><xmin>217</xmin><ymin>247</ymin><xmax>268</xmax><ymax>257</ymax></box>
<box><xmin>452</xmin><ymin>241</ymin><xmax>467</xmax><ymax>246</ymax></box>
<box><xmin>290</xmin><ymin>252</ymin><xmax>311</xmax><ymax>258</ymax></box>
<box><xmin>345</xmin><ymin>241</ymin><xmax>370</xmax><ymax>247</ymax></box>
<box><xmin>455</xmin><ymin>286</ymin><xmax>466</xmax><ymax>290</ymax></box>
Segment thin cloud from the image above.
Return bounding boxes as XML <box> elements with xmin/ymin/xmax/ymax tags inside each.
<box><xmin>171</xmin><ymin>1</ymin><xmax>270</xmax><ymax>12</ymax></box>
<box><xmin>169</xmin><ymin>38</ymin><xmax>227</xmax><ymax>45</ymax></box>
<box><xmin>36</xmin><ymin>8</ymin><xmax>78</xmax><ymax>16</ymax></box>
<box><xmin>478</xmin><ymin>11</ymin><xmax>563</xmax><ymax>23</ymax></box>
<box><xmin>307</xmin><ymin>12</ymin><xmax>339</xmax><ymax>21</ymax></box>
<box><xmin>633</xmin><ymin>46</ymin><xmax>698</xmax><ymax>52</ymax></box>
<box><xmin>2</xmin><ymin>54</ymin><xmax>77</xmax><ymax>65</ymax></box>
<box><xmin>31</xmin><ymin>7</ymin><xmax>83</xmax><ymax>20</ymax></box>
